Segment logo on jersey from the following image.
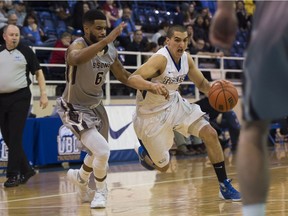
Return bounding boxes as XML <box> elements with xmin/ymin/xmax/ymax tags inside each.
<box><xmin>93</xmin><ymin>62</ymin><xmax>111</xmax><ymax>69</ymax></box>
<box><xmin>0</xmin><ymin>131</ymin><xmax>8</xmax><ymax>168</ymax></box>
<box><xmin>163</xmin><ymin>74</ymin><xmax>186</xmax><ymax>84</ymax></box>
<box><xmin>57</xmin><ymin>125</ymin><xmax>81</xmax><ymax>161</ymax></box>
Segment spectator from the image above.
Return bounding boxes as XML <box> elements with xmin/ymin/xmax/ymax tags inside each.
<box><xmin>51</xmin><ymin>1</ymin><xmax>72</xmax><ymax>27</ymax></box>
<box><xmin>121</xmin><ymin>29</ymin><xmax>148</xmax><ymax>96</ymax></box>
<box><xmin>142</xmin><ymin>41</ymin><xmax>158</xmax><ymax>63</ymax></box>
<box><xmin>193</xmin><ymin>15</ymin><xmax>208</xmax><ymax>42</ymax></box>
<box><xmin>189</xmin><ymin>38</ymin><xmax>224</xmax><ymax>81</ymax></box>
<box><xmin>0</xmin><ymin>24</ymin><xmax>48</xmax><ymax>187</ymax></box>
<box><xmin>186</xmin><ymin>24</ymin><xmax>197</xmax><ymax>52</ymax></box>
<box><xmin>49</xmin><ymin>31</ymin><xmax>71</xmax><ymax>95</ymax></box>
<box><xmin>71</xmin><ymin>29</ymin><xmax>83</xmax><ymax>42</ymax></box>
<box><xmin>71</xmin><ymin>1</ymin><xmax>91</xmax><ymax>32</ymax></box>
<box><xmin>189</xmin><ymin>38</ymin><xmax>223</xmax><ymax>57</ymax></box>
<box><xmin>173</xmin><ymin>2</ymin><xmax>194</xmax><ymax>27</ymax></box>
<box><xmin>200</xmin><ymin>7</ymin><xmax>213</xmax><ymax>19</ymax></box>
<box><xmin>188</xmin><ymin>2</ymin><xmax>198</xmax><ymax>22</ymax></box>
<box><xmin>244</xmin><ymin>0</ymin><xmax>255</xmax><ymax>17</ymax></box>
<box><xmin>236</xmin><ymin>0</ymin><xmax>252</xmax><ymax>30</ymax></box>
<box><xmin>151</xmin><ymin>21</ymin><xmax>169</xmax><ymax>44</ymax></box>
<box><xmin>124</xmin><ymin>29</ymin><xmax>148</xmax><ymax>69</ymax></box>
<box><xmin>144</xmin><ymin>41</ymin><xmax>158</xmax><ymax>53</ymax></box>
<box><xmin>0</xmin><ymin>13</ymin><xmax>19</xmax><ymax>44</ymax></box>
<box><xmin>113</xmin><ymin>6</ymin><xmax>136</xmax><ymax>48</ymax></box>
<box><xmin>157</xmin><ymin>36</ymin><xmax>166</xmax><ymax>48</ymax></box>
<box><xmin>21</xmin><ymin>12</ymin><xmax>45</xmax><ymax>46</ymax></box>
<box><xmin>8</xmin><ymin>0</ymin><xmax>26</xmax><ymax>27</ymax></box>
<box><xmin>0</xmin><ymin>0</ymin><xmax>8</xmax><ymax>29</ymax></box>
<box><xmin>102</xmin><ymin>0</ymin><xmax>120</xmax><ymax>32</ymax></box>
<box><xmin>49</xmin><ymin>32</ymin><xmax>71</xmax><ymax>75</ymax></box>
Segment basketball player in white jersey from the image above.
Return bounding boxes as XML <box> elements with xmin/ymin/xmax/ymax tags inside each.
<box><xmin>210</xmin><ymin>1</ymin><xmax>288</xmax><ymax>215</ymax></box>
<box><xmin>128</xmin><ymin>25</ymin><xmax>241</xmax><ymax>201</ymax></box>
<box><xmin>56</xmin><ymin>9</ymin><xmax>166</xmax><ymax>209</ymax></box>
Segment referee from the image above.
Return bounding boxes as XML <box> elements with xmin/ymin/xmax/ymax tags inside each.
<box><xmin>0</xmin><ymin>24</ymin><xmax>48</xmax><ymax>187</ymax></box>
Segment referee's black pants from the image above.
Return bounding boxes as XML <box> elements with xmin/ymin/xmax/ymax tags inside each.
<box><xmin>0</xmin><ymin>87</ymin><xmax>33</xmax><ymax>178</ymax></box>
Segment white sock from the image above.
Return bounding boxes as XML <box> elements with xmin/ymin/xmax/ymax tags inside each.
<box><xmin>78</xmin><ymin>166</ymin><xmax>91</xmax><ymax>182</ymax></box>
<box><xmin>243</xmin><ymin>203</ymin><xmax>265</xmax><ymax>216</ymax></box>
<box><xmin>95</xmin><ymin>180</ymin><xmax>107</xmax><ymax>190</ymax></box>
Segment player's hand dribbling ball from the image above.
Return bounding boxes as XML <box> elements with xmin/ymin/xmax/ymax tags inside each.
<box><xmin>208</xmin><ymin>80</ymin><xmax>238</xmax><ymax>112</ymax></box>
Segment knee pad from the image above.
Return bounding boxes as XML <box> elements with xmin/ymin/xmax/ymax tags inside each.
<box><xmin>83</xmin><ymin>154</ymin><xmax>94</xmax><ymax>167</ymax></box>
<box><xmin>80</xmin><ymin>128</ymin><xmax>110</xmax><ymax>158</ymax></box>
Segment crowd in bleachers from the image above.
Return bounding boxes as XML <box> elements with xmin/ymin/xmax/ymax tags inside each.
<box><xmin>0</xmin><ymin>0</ymin><xmax>254</xmax><ymax>96</ymax></box>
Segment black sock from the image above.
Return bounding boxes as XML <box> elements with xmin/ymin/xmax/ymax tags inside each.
<box><xmin>213</xmin><ymin>161</ymin><xmax>227</xmax><ymax>183</ymax></box>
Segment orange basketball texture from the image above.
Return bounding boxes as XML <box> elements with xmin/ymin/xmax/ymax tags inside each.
<box><xmin>208</xmin><ymin>81</ymin><xmax>238</xmax><ymax>112</ymax></box>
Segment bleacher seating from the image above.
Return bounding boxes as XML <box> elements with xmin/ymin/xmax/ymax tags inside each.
<box><xmin>23</xmin><ymin>0</ymin><xmax>249</xmax><ymax>94</ymax></box>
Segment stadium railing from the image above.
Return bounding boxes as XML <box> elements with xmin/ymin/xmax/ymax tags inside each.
<box><xmin>30</xmin><ymin>46</ymin><xmax>244</xmax><ymax>105</ymax></box>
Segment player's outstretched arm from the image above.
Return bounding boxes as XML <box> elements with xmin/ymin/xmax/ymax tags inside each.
<box><xmin>209</xmin><ymin>1</ymin><xmax>238</xmax><ymax>50</ymax></box>
<box><xmin>67</xmin><ymin>22</ymin><xmax>127</xmax><ymax>65</ymax></box>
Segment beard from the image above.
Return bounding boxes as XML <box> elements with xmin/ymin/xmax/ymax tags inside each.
<box><xmin>90</xmin><ymin>34</ymin><xmax>98</xmax><ymax>44</ymax></box>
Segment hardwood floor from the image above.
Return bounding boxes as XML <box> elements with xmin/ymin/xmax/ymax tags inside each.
<box><xmin>1</xmin><ymin>146</ymin><xmax>288</xmax><ymax>216</ymax></box>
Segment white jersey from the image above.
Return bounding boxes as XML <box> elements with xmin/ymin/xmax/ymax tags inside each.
<box><xmin>62</xmin><ymin>37</ymin><xmax>117</xmax><ymax>107</ymax></box>
<box><xmin>133</xmin><ymin>47</ymin><xmax>207</xmax><ymax>166</ymax></box>
<box><xmin>136</xmin><ymin>46</ymin><xmax>189</xmax><ymax>114</ymax></box>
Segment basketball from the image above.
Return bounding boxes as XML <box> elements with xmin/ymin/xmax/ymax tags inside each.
<box><xmin>208</xmin><ymin>80</ymin><xmax>238</xmax><ymax>112</ymax></box>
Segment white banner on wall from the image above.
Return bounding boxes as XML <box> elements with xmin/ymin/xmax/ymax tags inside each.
<box><xmin>0</xmin><ymin>106</ymin><xmax>140</xmax><ymax>161</ymax></box>
<box><xmin>105</xmin><ymin>105</ymin><xmax>140</xmax><ymax>150</ymax></box>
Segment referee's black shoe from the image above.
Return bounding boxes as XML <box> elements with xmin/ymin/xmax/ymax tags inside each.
<box><xmin>4</xmin><ymin>176</ymin><xmax>19</xmax><ymax>187</ymax></box>
<box><xmin>19</xmin><ymin>169</ymin><xmax>36</xmax><ymax>184</ymax></box>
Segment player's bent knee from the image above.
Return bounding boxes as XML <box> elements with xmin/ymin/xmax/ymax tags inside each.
<box><xmin>199</xmin><ymin>124</ymin><xmax>219</xmax><ymax>142</ymax></box>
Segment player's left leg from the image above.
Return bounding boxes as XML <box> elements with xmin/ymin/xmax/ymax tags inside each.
<box><xmin>237</xmin><ymin>120</ymin><xmax>269</xmax><ymax>215</ymax></box>
<box><xmin>189</xmin><ymin>117</ymin><xmax>241</xmax><ymax>201</ymax></box>
<box><xmin>80</xmin><ymin>128</ymin><xmax>109</xmax><ymax>208</ymax></box>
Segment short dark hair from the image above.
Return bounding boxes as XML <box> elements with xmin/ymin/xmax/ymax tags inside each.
<box><xmin>83</xmin><ymin>9</ymin><xmax>106</xmax><ymax>25</ymax></box>
<box><xmin>167</xmin><ymin>25</ymin><xmax>186</xmax><ymax>38</ymax></box>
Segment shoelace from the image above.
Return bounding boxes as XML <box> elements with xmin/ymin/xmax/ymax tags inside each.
<box><xmin>223</xmin><ymin>179</ymin><xmax>240</xmax><ymax>195</ymax></box>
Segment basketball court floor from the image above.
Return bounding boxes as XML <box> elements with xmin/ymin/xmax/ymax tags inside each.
<box><xmin>1</xmin><ymin>144</ymin><xmax>288</xmax><ymax>216</ymax></box>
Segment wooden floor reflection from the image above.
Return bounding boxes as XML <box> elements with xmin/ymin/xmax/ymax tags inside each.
<box><xmin>1</xmin><ymin>146</ymin><xmax>288</xmax><ymax>216</ymax></box>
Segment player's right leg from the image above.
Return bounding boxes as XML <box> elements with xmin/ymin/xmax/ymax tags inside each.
<box><xmin>57</xmin><ymin>100</ymin><xmax>109</xmax><ymax>207</ymax></box>
<box><xmin>135</xmin><ymin>140</ymin><xmax>157</xmax><ymax>171</ymax></box>
<box><xmin>67</xmin><ymin>154</ymin><xmax>95</xmax><ymax>203</ymax></box>
<box><xmin>80</xmin><ymin>128</ymin><xmax>110</xmax><ymax>208</ymax></box>
<box><xmin>135</xmin><ymin>129</ymin><xmax>174</xmax><ymax>173</ymax></box>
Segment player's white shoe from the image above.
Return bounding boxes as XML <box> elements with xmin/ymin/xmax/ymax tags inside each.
<box><xmin>67</xmin><ymin>169</ymin><xmax>95</xmax><ymax>203</ymax></box>
<box><xmin>90</xmin><ymin>183</ymin><xmax>108</xmax><ymax>209</ymax></box>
